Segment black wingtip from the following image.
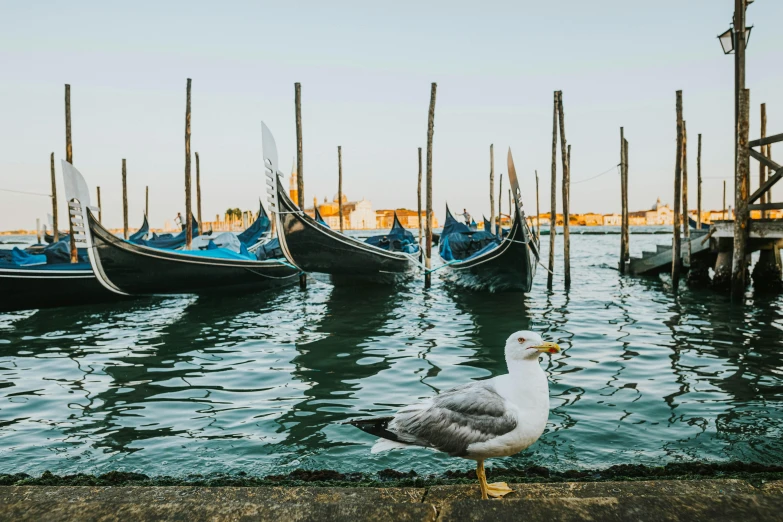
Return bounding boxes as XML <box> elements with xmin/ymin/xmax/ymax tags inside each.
<box><xmin>344</xmin><ymin>417</ymin><xmax>399</xmax><ymax>442</ymax></box>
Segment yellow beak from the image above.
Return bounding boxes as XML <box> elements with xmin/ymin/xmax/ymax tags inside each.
<box><xmin>534</xmin><ymin>341</ymin><xmax>561</xmax><ymax>354</ymax></box>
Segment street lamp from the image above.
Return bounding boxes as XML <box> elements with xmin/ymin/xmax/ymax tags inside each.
<box><xmin>717</xmin><ymin>25</ymin><xmax>753</xmax><ymax>54</ymax></box>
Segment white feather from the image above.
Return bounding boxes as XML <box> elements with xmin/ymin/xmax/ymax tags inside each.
<box><xmin>371</xmin><ymin>439</ymin><xmax>415</xmax><ymax>453</ymax></box>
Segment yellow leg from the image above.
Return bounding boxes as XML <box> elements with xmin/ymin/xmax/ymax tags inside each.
<box><xmin>476</xmin><ymin>460</ymin><xmax>488</xmax><ymax>500</ymax></box>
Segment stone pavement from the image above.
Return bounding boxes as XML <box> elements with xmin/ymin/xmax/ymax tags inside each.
<box><xmin>2</xmin><ymin>479</ymin><xmax>783</xmax><ymax>521</ymax></box>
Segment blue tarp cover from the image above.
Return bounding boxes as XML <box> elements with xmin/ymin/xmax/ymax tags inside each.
<box><xmin>364</xmin><ymin>213</ymin><xmax>419</xmax><ymax>254</ymax></box>
<box><xmin>439</xmin><ymin>206</ymin><xmax>499</xmax><ymax>262</ymax></box>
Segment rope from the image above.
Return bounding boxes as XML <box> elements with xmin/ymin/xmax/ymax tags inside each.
<box><xmin>571</xmin><ymin>164</ymin><xmax>621</xmax><ymax>185</ymax></box>
<box><xmin>0</xmin><ymin>188</ymin><xmax>53</xmax><ymax>198</ymax></box>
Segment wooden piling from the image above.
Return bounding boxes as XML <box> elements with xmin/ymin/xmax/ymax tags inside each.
<box><xmin>548</xmin><ymin>91</ymin><xmax>557</xmax><ymax>289</ymax></box>
<box><xmin>36</xmin><ymin>218</ymin><xmax>41</xmax><ymax>244</ymax></box>
<box><xmin>195</xmin><ymin>152</ymin><xmax>202</xmax><ymax>233</ymax></box>
<box><xmin>535</xmin><ymin>170</ymin><xmax>540</xmax><ymax>241</ymax></box>
<box><xmin>498</xmin><ymin>173</ymin><xmax>503</xmax><ymax>232</ymax></box>
<box><xmin>557</xmin><ymin>91</ymin><xmax>570</xmax><ymax>287</ymax></box>
<box><xmin>122</xmin><ymin>159</ymin><xmax>128</xmax><ymax>240</ymax></box>
<box><xmin>184</xmin><ymin>78</ymin><xmax>193</xmax><ymax>250</ymax></box>
<box><xmin>50</xmin><ymin>152</ymin><xmax>59</xmax><ymax>242</ymax></box>
<box><xmin>97</xmin><ymin>186</ymin><xmax>102</xmax><ymax>223</ymax></box>
<box><xmin>623</xmin><ymin>138</ymin><xmax>629</xmax><ymax>266</ymax></box>
<box><xmin>723</xmin><ymin>180</ymin><xmax>727</xmax><ymax>220</ymax></box>
<box><xmin>417</xmin><ymin>147</ymin><xmax>423</xmax><ymax>246</ymax></box>
<box><xmin>65</xmin><ymin>84</ymin><xmax>77</xmax><ymax>263</ymax></box>
<box><xmin>760</xmin><ymin>103</ymin><xmax>767</xmax><ymax>216</ymax></box>
<box><xmin>489</xmin><ymin>144</ymin><xmax>495</xmax><ymax>235</ymax></box>
<box><xmin>732</xmin><ymin>88</ymin><xmax>750</xmax><ymax>299</ymax></box>
<box><xmin>682</xmin><ymin>120</ymin><xmax>690</xmax><ymax>267</ymax></box>
<box><xmin>338</xmin><ymin>146</ymin><xmax>344</xmax><ymax>232</ymax></box>
<box><xmin>620</xmin><ymin>128</ymin><xmax>628</xmax><ymax>274</ymax></box>
<box><xmin>672</xmin><ymin>90</ymin><xmax>683</xmax><ymax>288</ymax></box>
<box><xmin>697</xmin><ymin>134</ymin><xmax>702</xmax><ymax>228</ymax></box>
<box><xmin>425</xmin><ymin>83</ymin><xmax>436</xmax><ymax>290</ymax></box>
<box><xmin>295</xmin><ymin>82</ymin><xmax>305</xmax><ymax>290</ymax></box>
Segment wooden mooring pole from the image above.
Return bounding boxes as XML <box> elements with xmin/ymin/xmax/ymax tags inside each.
<box><xmin>122</xmin><ymin>159</ymin><xmax>129</xmax><ymax>240</ymax></box>
<box><xmin>535</xmin><ymin>170</ymin><xmax>540</xmax><ymax>241</ymax></box>
<box><xmin>682</xmin><ymin>121</ymin><xmax>690</xmax><ymax>266</ymax></box>
<box><xmin>672</xmin><ymin>90</ymin><xmax>683</xmax><ymax>288</ymax></box>
<box><xmin>548</xmin><ymin>91</ymin><xmax>557</xmax><ymax>289</ymax></box>
<box><xmin>498</xmin><ymin>173</ymin><xmax>503</xmax><ymax>233</ymax></box>
<box><xmin>557</xmin><ymin>91</ymin><xmax>570</xmax><ymax>287</ymax></box>
<box><xmin>97</xmin><ymin>186</ymin><xmax>102</xmax><ymax>223</ymax></box>
<box><xmin>295</xmin><ymin>82</ymin><xmax>306</xmax><ymax>290</ymax></box>
<box><xmin>65</xmin><ymin>84</ymin><xmax>77</xmax><ymax>263</ymax></box>
<box><xmin>425</xmin><ymin>83</ymin><xmax>436</xmax><ymax>290</ymax></box>
<box><xmin>489</xmin><ymin>144</ymin><xmax>495</xmax><ymax>235</ymax></box>
<box><xmin>620</xmin><ymin>128</ymin><xmax>627</xmax><ymax>273</ymax></box>
<box><xmin>760</xmin><ymin>103</ymin><xmax>767</xmax><ymax>217</ymax></box>
<box><xmin>723</xmin><ymin>180</ymin><xmax>727</xmax><ymax>220</ymax></box>
<box><xmin>697</xmin><ymin>134</ymin><xmax>702</xmax><ymax>228</ymax></box>
<box><xmin>195</xmin><ymin>152</ymin><xmax>202</xmax><ymax>234</ymax></box>
<box><xmin>36</xmin><ymin>218</ymin><xmax>41</xmax><ymax>244</ymax></box>
<box><xmin>417</xmin><ymin>147</ymin><xmax>423</xmax><ymax>246</ymax></box>
<box><xmin>50</xmin><ymin>152</ymin><xmax>59</xmax><ymax>242</ymax></box>
<box><xmin>184</xmin><ymin>78</ymin><xmax>193</xmax><ymax>250</ymax></box>
<box><xmin>338</xmin><ymin>145</ymin><xmax>344</xmax><ymax>233</ymax></box>
<box><xmin>732</xmin><ymin>88</ymin><xmax>750</xmax><ymax>299</ymax></box>
<box><xmin>623</xmin><ymin>138</ymin><xmax>629</xmax><ymax>266</ymax></box>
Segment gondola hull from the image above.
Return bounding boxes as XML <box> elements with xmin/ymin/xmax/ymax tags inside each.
<box><xmin>0</xmin><ymin>265</ymin><xmax>121</xmax><ymax>312</ymax></box>
<box><xmin>439</xmin><ymin>216</ymin><xmax>537</xmax><ymax>292</ymax></box>
<box><xmin>89</xmin><ymin>212</ymin><xmax>299</xmax><ymax>295</ymax></box>
<box><xmin>275</xmin><ymin>179</ymin><xmax>418</xmax><ymax>285</ymax></box>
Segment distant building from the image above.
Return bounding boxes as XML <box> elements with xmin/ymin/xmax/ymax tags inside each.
<box><xmin>629</xmin><ymin>198</ymin><xmax>673</xmax><ymax>225</ymax></box>
<box><xmin>582</xmin><ymin>213</ymin><xmax>604</xmax><ymax>226</ymax></box>
<box><xmin>603</xmin><ymin>213</ymin><xmax>621</xmax><ymax>226</ymax></box>
<box><xmin>376</xmin><ymin>209</ymin><xmax>437</xmax><ymax>230</ymax></box>
<box><xmin>306</xmin><ymin>193</ymin><xmax>377</xmax><ymax>229</ymax></box>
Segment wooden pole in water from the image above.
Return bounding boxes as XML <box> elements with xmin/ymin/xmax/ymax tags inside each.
<box><xmin>623</xmin><ymin>138</ymin><xmax>629</xmax><ymax>266</ymax></box>
<box><xmin>122</xmin><ymin>159</ymin><xmax>129</xmax><ymax>240</ymax></box>
<box><xmin>195</xmin><ymin>152</ymin><xmax>202</xmax><ymax>234</ymax></box>
<box><xmin>36</xmin><ymin>218</ymin><xmax>41</xmax><ymax>244</ymax></box>
<box><xmin>338</xmin><ymin>145</ymin><xmax>344</xmax><ymax>232</ymax></box>
<box><xmin>723</xmin><ymin>180</ymin><xmax>727</xmax><ymax>220</ymax></box>
<box><xmin>417</xmin><ymin>147</ymin><xmax>423</xmax><ymax>246</ymax></box>
<box><xmin>557</xmin><ymin>91</ymin><xmax>570</xmax><ymax>288</ymax></box>
<box><xmin>498</xmin><ymin>173</ymin><xmax>503</xmax><ymax>232</ymax></box>
<box><xmin>760</xmin><ymin>103</ymin><xmax>767</xmax><ymax>216</ymax></box>
<box><xmin>424</xmin><ymin>82</ymin><xmax>436</xmax><ymax>290</ymax></box>
<box><xmin>97</xmin><ymin>186</ymin><xmax>102</xmax><ymax>223</ymax></box>
<box><xmin>697</xmin><ymin>134</ymin><xmax>702</xmax><ymax>228</ymax></box>
<box><xmin>535</xmin><ymin>170</ymin><xmax>540</xmax><ymax>241</ymax></box>
<box><xmin>548</xmin><ymin>91</ymin><xmax>557</xmax><ymax>289</ymax></box>
<box><xmin>50</xmin><ymin>152</ymin><xmax>59</xmax><ymax>242</ymax></box>
<box><xmin>672</xmin><ymin>90</ymin><xmax>683</xmax><ymax>288</ymax></box>
<box><xmin>620</xmin><ymin>127</ymin><xmax>627</xmax><ymax>274</ymax></box>
<box><xmin>682</xmin><ymin>120</ymin><xmax>690</xmax><ymax>267</ymax></box>
<box><xmin>145</xmin><ymin>185</ymin><xmax>149</xmax><ymax>219</ymax></box>
<box><xmin>489</xmin><ymin>144</ymin><xmax>495</xmax><ymax>234</ymax></box>
<box><xmin>295</xmin><ymin>82</ymin><xmax>306</xmax><ymax>290</ymax></box>
<box><xmin>184</xmin><ymin>78</ymin><xmax>193</xmax><ymax>250</ymax></box>
<box><xmin>732</xmin><ymin>88</ymin><xmax>750</xmax><ymax>299</ymax></box>
<box><xmin>65</xmin><ymin>84</ymin><xmax>77</xmax><ymax>263</ymax></box>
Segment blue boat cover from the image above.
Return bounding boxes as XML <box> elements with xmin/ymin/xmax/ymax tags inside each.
<box><xmin>237</xmin><ymin>203</ymin><xmax>271</xmax><ymax>246</ymax></box>
<box><xmin>365</xmin><ymin>213</ymin><xmax>419</xmax><ymax>254</ymax></box>
<box><xmin>11</xmin><ymin>247</ymin><xmax>46</xmax><ymax>266</ymax></box>
<box><xmin>133</xmin><ymin>214</ymin><xmax>199</xmax><ymax>250</ymax></box>
<box><xmin>314</xmin><ymin>206</ymin><xmax>329</xmax><ymax>228</ymax></box>
<box><xmin>255</xmin><ymin>238</ymin><xmax>283</xmax><ymax>261</ymax></box>
<box><xmin>483</xmin><ymin>216</ymin><xmax>492</xmax><ymax>235</ymax></box>
<box><xmin>439</xmin><ymin>205</ymin><xmax>499</xmax><ymax>262</ymax></box>
<box><xmin>176</xmin><ymin>246</ymin><xmax>256</xmax><ymax>261</ymax></box>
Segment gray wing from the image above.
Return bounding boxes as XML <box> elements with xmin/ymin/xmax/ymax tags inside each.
<box><xmin>389</xmin><ymin>381</ymin><xmax>517</xmax><ymax>457</ymax></box>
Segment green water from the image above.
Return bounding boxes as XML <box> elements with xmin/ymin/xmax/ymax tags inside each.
<box><xmin>1</xmin><ymin>233</ymin><xmax>782</xmax><ymax>478</ymax></box>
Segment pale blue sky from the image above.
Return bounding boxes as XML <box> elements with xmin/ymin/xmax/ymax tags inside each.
<box><xmin>1</xmin><ymin>0</ymin><xmax>781</xmax><ymax>230</ymax></box>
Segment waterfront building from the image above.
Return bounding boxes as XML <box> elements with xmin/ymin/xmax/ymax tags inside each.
<box><xmin>603</xmin><ymin>214</ymin><xmax>621</xmax><ymax>226</ymax></box>
<box><xmin>305</xmin><ymin>194</ymin><xmax>378</xmax><ymax>229</ymax></box>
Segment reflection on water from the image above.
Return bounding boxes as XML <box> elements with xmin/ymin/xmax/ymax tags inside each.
<box><xmin>1</xmin><ymin>233</ymin><xmax>782</xmax><ymax>476</ymax></box>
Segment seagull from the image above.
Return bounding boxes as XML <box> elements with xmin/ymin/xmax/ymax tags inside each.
<box><xmin>347</xmin><ymin>330</ymin><xmax>560</xmax><ymax>500</ymax></box>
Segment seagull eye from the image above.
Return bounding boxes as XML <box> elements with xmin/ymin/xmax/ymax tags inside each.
<box><xmin>517</xmin><ymin>337</ymin><xmax>525</xmax><ymax>343</ymax></box>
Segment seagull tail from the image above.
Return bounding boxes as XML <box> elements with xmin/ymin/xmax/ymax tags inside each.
<box><xmin>344</xmin><ymin>416</ymin><xmax>399</xmax><ymax>441</ymax></box>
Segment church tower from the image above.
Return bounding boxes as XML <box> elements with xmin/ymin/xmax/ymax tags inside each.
<box><xmin>289</xmin><ymin>158</ymin><xmax>298</xmax><ymax>203</ymax></box>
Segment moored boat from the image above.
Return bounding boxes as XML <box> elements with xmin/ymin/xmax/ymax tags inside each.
<box><xmin>262</xmin><ymin>122</ymin><xmax>420</xmax><ymax>285</ymax></box>
<box><xmin>437</xmin><ymin>149</ymin><xmax>539</xmax><ymax>292</ymax></box>
<box><xmin>62</xmin><ymin>161</ymin><xmax>300</xmax><ymax>296</ymax></box>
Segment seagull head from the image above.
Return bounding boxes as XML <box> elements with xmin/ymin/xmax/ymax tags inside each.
<box><xmin>505</xmin><ymin>330</ymin><xmax>561</xmax><ymax>361</ymax></box>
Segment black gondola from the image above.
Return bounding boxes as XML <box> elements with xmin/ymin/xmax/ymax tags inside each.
<box><xmin>43</xmin><ymin>230</ymin><xmax>68</xmax><ymax>244</ymax></box>
<box><xmin>62</xmin><ymin>160</ymin><xmax>300</xmax><ymax>297</ymax></box>
<box><xmin>437</xmin><ymin>149</ymin><xmax>539</xmax><ymax>292</ymax></box>
<box><xmin>688</xmin><ymin>216</ymin><xmax>710</xmax><ymax>231</ymax></box>
<box><xmin>262</xmin><ymin>122</ymin><xmax>420</xmax><ymax>285</ymax></box>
